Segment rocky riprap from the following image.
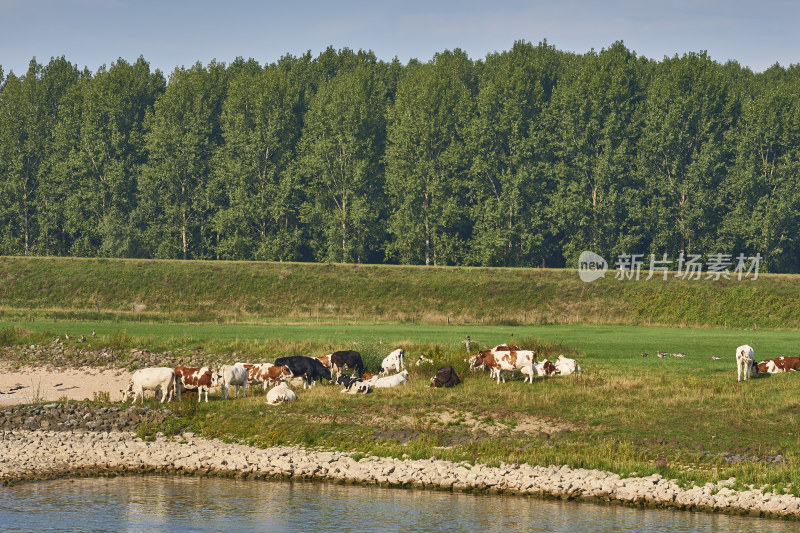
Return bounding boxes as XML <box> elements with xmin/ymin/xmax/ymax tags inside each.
<box><xmin>0</xmin><ymin>403</ymin><xmax>169</xmax><ymax>432</ymax></box>
<box><xmin>1</xmin><ymin>430</ymin><xmax>799</xmax><ymax>519</ymax></box>
<box><xmin>1</xmin><ymin>344</ymin><xmax>218</xmax><ymax>370</ymax></box>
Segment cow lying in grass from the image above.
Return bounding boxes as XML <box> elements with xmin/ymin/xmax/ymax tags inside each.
<box><xmin>431</xmin><ymin>366</ymin><xmax>460</xmax><ymax>388</ymax></box>
<box><xmin>373</xmin><ymin>370</ymin><xmax>409</xmax><ymax>388</ymax></box>
<box><xmin>757</xmin><ymin>356</ymin><xmax>800</xmax><ymax>374</ymax></box>
<box><xmin>337</xmin><ymin>375</ymin><xmax>372</xmax><ymax>394</ymax></box>
<box><xmin>267</xmin><ymin>382</ymin><xmax>297</xmax><ymax>405</ymax></box>
<box><xmin>554</xmin><ymin>355</ymin><xmax>582</xmax><ymax>375</ymax></box>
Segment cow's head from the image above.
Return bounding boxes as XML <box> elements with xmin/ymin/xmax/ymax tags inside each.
<box><xmin>120</xmin><ymin>383</ymin><xmax>133</xmax><ymax>402</ymax></box>
<box><xmin>472</xmin><ymin>352</ymin><xmax>488</xmax><ymax>367</ymax></box>
<box><xmin>319</xmin><ymin>366</ymin><xmax>332</xmax><ymax>381</ymax></box>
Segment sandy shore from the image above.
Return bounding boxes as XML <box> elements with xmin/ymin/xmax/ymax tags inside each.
<box><xmin>0</xmin><ymin>365</ymin><xmax>131</xmax><ymax>404</ymax></box>
<box><xmin>0</xmin><ymin>428</ymin><xmax>798</xmax><ymax>519</ymax></box>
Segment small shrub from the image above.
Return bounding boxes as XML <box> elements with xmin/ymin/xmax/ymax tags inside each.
<box><xmin>110</xmin><ymin>329</ymin><xmax>133</xmax><ymax>350</ymax></box>
<box><xmin>93</xmin><ymin>391</ymin><xmax>111</xmax><ymax>404</ymax></box>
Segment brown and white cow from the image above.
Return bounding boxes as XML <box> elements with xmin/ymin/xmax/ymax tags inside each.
<box><xmin>236</xmin><ymin>362</ymin><xmax>293</xmax><ymax>391</ymax></box>
<box><xmin>757</xmin><ymin>357</ymin><xmax>800</xmax><ymax>374</ymax></box>
<box><xmin>533</xmin><ymin>359</ymin><xmax>557</xmax><ymax>377</ymax></box>
<box><xmin>472</xmin><ymin>348</ymin><xmax>536</xmax><ymax>384</ymax></box>
<box><xmin>174</xmin><ymin>366</ymin><xmax>219</xmax><ymax>403</ymax></box>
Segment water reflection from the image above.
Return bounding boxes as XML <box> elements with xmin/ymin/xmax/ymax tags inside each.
<box><xmin>0</xmin><ymin>476</ymin><xmax>796</xmax><ymax>532</ymax></box>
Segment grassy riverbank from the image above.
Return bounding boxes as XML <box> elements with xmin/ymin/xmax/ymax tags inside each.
<box><xmin>3</xmin><ymin>320</ymin><xmax>799</xmax><ymax>496</ymax></box>
<box><xmin>1</xmin><ymin>256</ymin><xmax>798</xmax><ymax>329</ymax></box>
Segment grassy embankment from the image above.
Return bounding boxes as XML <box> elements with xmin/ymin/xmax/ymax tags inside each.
<box><xmin>1</xmin><ymin>256</ymin><xmax>800</xmax><ymax>494</ymax></box>
<box><xmin>1</xmin><ymin>255</ymin><xmax>799</xmax><ymax>329</ymax></box>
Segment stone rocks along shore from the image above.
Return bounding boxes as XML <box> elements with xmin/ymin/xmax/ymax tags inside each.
<box><xmin>1</xmin><ymin>426</ymin><xmax>799</xmax><ymax>519</ymax></box>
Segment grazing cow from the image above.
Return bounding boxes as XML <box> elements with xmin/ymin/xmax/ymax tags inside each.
<box><xmin>757</xmin><ymin>357</ymin><xmax>800</xmax><ymax>374</ymax></box>
<box><xmin>491</xmin><ymin>344</ymin><xmax>520</xmax><ymax>352</ymax></box>
<box><xmin>736</xmin><ymin>345</ymin><xmax>757</xmax><ymax>382</ymax></box>
<box><xmin>274</xmin><ymin>356</ymin><xmax>332</xmax><ymax>388</ymax></box>
<box><xmin>374</xmin><ymin>370</ymin><xmax>409</xmax><ymax>388</ymax></box>
<box><xmin>471</xmin><ymin>351</ymin><xmax>498</xmax><ymax>379</ymax></box>
<box><xmin>174</xmin><ymin>365</ymin><xmax>219</xmax><ymax>403</ymax></box>
<box><xmin>554</xmin><ymin>355</ymin><xmax>582</xmax><ymax>376</ymax></box>
<box><xmin>220</xmin><ymin>365</ymin><xmax>248</xmax><ymax>399</ymax></box>
<box><xmin>431</xmin><ymin>366</ymin><xmax>461</xmax><ymax>388</ymax></box>
<box><xmin>121</xmin><ymin>367</ymin><xmax>177</xmax><ymax>404</ymax></box>
<box><xmin>314</xmin><ymin>354</ymin><xmax>332</xmax><ymax>371</ymax></box>
<box><xmin>338</xmin><ymin>376</ymin><xmax>372</xmax><ymax>394</ymax></box>
<box><xmin>330</xmin><ymin>350</ymin><xmax>364</xmax><ymax>379</ymax></box>
<box><xmin>237</xmin><ymin>362</ymin><xmax>293</xmax><ymax>391</ymax></box>
<box><xmin>266</xmin><ymin>382</ymin><xmax>297</xmax><ymax>405</ymax></box>
<box><xmin>379</xmin><ymin>348</ymin><xmax>405</xmax><ymax>375</ymax></box>
<box><xmin>466</xmin><ymin>355</ymin><xmax>484</xmax><ymax>372</ymax></box>
<box><xmin>534</xmin><ymin>359</ymin><xmax>557</xmax><ymax>377</ymax></box>
<box><xmin>473</xmin><ymin>349</ymin><xmax>536</xmax><ymax>384</ymax></box>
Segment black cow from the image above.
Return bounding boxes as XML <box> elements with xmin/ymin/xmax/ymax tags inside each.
<box><xmin>330</xmin><ymin>350</ymin><xmax>364</xmax><ymax>379</ymax></box>
<box><xmin>274</xmin><ymin>356</ymin><xmax>332</xmax><ymax>389</ymax></box>
<box><xmin>430</xmin><ymin>366</ymin><xmax>461</xmax><ymax>388</ymax></box>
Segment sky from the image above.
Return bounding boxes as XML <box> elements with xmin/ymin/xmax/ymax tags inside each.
<box><xmin>1</xmin><ymin>0</ymin><xmax>799</xmax><ymax>76</ymax></box>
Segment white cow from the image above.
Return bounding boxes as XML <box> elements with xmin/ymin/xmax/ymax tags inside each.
<box><xmin>266</xmin><ymin>382</ymin><xmax>297</xmax><ymax>404</ymax></box>
<box><xmin>373</xmin><ymin>370</ymin><xmax>409</xmax><ymax>388</ymax></box>
<box><xmin>220</xmin><ymin>364</ymin><xmax>248</xmax><ymax>399</ymax></box>
<box><xmin>380</xmin><ymin>348</ymin><xmax>405</xmax><ymax>375</ymax></box>
<box><xmin>415</xmin><ymin>355</ymin><xmax>434</xmax><ymax>366</ymax></box>
<box><xmin>554</xmin><ymin>355</ymin><xmax>582</xmax><ymax>375</ymax></box>
<box><xmin>121</xmin><ymin>367</ymin><xmax>177</xmax><ymax>403</ymax></box>
<box><xmin>736</xmin><ymin>344</ymin><xmax>756</xmax><ymax>382</ymax></box>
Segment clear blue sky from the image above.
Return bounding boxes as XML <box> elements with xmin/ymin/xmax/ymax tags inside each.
<box><xmin>1</xmin><ymin>0</ymin><xmax>798</xmax><ymax>76</ymax></box>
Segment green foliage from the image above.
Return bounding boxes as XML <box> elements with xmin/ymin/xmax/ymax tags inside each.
<box><xmin>1</xmin><ymin>46</ymin><xmax>800</xmax><ymax>271</ymax></box>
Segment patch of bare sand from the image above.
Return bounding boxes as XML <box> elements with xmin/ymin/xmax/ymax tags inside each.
<box><xmin>0</xmin><ymin>365</ymin><xmax>132</xmax><ymax>405</ymax></box>
<box><xmin>400</xmin><ymin>409</ymin><xmax>575</xmax><ymax>436</ymax></box>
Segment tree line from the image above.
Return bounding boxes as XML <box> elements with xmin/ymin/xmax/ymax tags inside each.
<box><xmin>1</xmin><ymin>41</ymin><xmax>799</xmax><ymax>272</ymax></box>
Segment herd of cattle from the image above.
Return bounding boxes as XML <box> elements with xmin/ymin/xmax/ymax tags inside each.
<box><xmin>119</xmin><ymin>344</ymin><xmax>583</xmax><ymax>405</ymax></box>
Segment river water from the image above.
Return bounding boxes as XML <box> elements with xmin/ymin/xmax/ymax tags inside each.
<box><xmin>0</xmin><ymin>476</ymin><xmax>797</xmax><ymax>532</ymax></box>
